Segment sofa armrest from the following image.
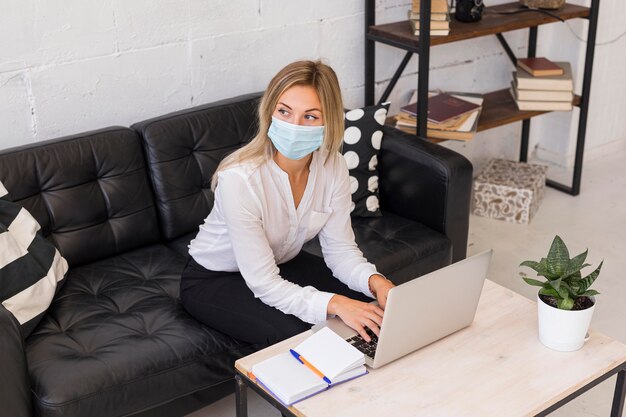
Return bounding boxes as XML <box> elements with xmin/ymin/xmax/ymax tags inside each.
<box><xmin>378</xmin><ymin>126</ymin><xmax>473</xmax><ymax>262</ymax></box>
<box><xmin>0</xmin><ymin>305</ymin><xmax>33</xmax><ymax>417</ymax></box>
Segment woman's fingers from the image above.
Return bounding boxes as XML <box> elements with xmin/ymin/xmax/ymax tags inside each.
<box><xmin>369</xmin><ymin>303</ymin><xmax>385</xmax><ymax>318</ymax></box>
<box><xmin>364</xmin><ymin>309</ymin><xmax>383</xmax><ymax>327</ymax></box>
<box><xmin>362</xmin><ymin>317</ymin><xmax>380</xmax><ymax>337</ymax></box>
<box><xmin>355</xmin><ymin>324</ymin><xmax>371</xmax><ymax>342</ymax></box>
<box><xmin>329</xmin><ymin>295</ymin><xmax>386</xmax><ymax>343</ymax></box>
<box><xmin>354</xmin><ymin>310</ymin><xmax>384</xmax><ymax>341</ymax></box>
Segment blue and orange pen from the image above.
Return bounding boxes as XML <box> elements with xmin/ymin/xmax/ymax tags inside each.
<box><xmin>289</xmin><ymin>349</ymin><xmax>332</xmax><ymax>384</ymax></box>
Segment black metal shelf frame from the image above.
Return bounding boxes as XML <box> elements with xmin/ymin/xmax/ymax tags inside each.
<box><xmin>364</xmin><ymin>0</ymin><xmax>601</xmax><ymax>196</ymax></box>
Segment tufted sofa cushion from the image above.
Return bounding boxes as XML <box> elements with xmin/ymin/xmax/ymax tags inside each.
<box><xmin>133</xmin><ymin>93</ymin><xmax>261</xmax><ymax>242</ymax></box>
<box><xmin>0</xmin><ymin>128</ymin><xmax>160</xmax><ymax>267</ymax></box>
<box><xmin>25</xmin><ymin>244</ymin><xmax>255</xmax><ymax>417</ymax></box>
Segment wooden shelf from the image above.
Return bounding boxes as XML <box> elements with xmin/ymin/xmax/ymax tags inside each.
<box><xmin>477</xmin><ymin>88</ymin><xmax>581</xmax><ymax>132</ymax></box>
<box><xmin>368</xmin><ymin>2</ymin><xmax>590</xmax><ymax>49</ymax></box>
<box><xmin>387</xmin><ymin>88</ymin><xmax>582</xmax><ymax>141</ymax></box>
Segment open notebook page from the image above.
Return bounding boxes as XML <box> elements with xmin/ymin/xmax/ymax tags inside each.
<box><xmin>295</xmin><ymin>327</ymin><xmax>365</xmax><ymax>382</ymax></box>
<box><xmin>252</xmin><ymin>352</ymin><xmax>327</xmax><ymax>405</ymax></box>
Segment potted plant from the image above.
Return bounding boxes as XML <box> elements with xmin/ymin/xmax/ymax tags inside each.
<box><xmin>520</xmin><ymin>235</ymin><xmax>603</xmax><ymax>351</ymax></box>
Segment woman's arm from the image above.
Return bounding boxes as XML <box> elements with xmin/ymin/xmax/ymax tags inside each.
<box><xmin>316</xmin><ymin>155</ymin><xmax>395</xmax><ymax>340</ymax></box>
<box><xmin>318</xmin><ymin>154</ymin><xmax>391</xmax><ymax>300</ymax></box>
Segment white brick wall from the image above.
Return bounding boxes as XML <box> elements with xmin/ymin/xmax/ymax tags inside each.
<box><xmin>30</xmin><ymin>44</ymin><xmax>191</xmax><ymax>139</ymax></box>
<box><xmin>1</xmin><ymin>0</ymin><xmax>624</xmax><ymax>171</ymax></box>
<box><xmin>0</xmin><ymin>73</ymin><xmax>34</xmax><ymax>149</ymax></box>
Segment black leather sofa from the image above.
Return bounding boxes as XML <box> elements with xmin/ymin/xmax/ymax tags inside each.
<box><xmin>0</xmin><ymin>93</ymin><xmax>472</xmax><ymax>417</ymax></box>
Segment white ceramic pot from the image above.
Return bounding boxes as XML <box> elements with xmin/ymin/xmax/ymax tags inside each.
<box><xmin>537</xmin><ymin>293</ymin><xmax>596</xmax><ymax>352</ymax></box>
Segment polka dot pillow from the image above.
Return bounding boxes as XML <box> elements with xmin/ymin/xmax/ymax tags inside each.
<box><xmin>342</xmin><ymin>102</ymin><xmax>390</xmax><ymax>217</ymax></box>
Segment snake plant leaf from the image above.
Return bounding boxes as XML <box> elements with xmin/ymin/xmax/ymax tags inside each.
<box><xmin>557</xmin><ymin>296</ymin><xmax>575</xmax><ymax>310</ymax></box>
<box><xmin>562</xmin><ymin>250</ymin><xmax>588</xmax><ymax>279</ymax></box>
<box><xmin>547</xmin><ymin>236</ymin><xmax>569</xmax><ymax>277</ymax></box>
<box><xmin>538</xmin><ymin>257</ymin><xmax>558</xmax><ymax>279</ymax></box>
<box><xmin>561</xmin><ymin>281</ymin><xmax>577</xmax><ymax>298</ymax></box>
<box><xmin>522</xmin><ymin>277</ymin><xmax>546</xmax><ymax>287</ymax></box>
<box><xmin>568</xmin><ymin>271</ymin><xmax>583</xmax><ymax>282</ymax></box>
<box><xmin>581</xmin><ymin>289</ymin><xmax>600</xmax><ymax>297</ymax></box>
<box><xmin>520</xmin><ymin>260</ymin><xmax>540</xmax><ymax>270</ymax></box>
<box><xmin>539</xmin><ymin>287</ymin><xmax>560</xmax><ymax>298</ymax></box>
<box><xmin>548</xmin><ymin>277</ymin><xmax>562</xmax><ymax>291</ymax></box>
<box><xmin>520</xmin><ymin>258</ymin><xmax>554</xmax><ymax>279</ymax></box>
<box><xmin>549</xmin><ymin>278</ymin><xmax>569</xmax><ymax>299</ymax></box>
<box><xmin>580</xmin><ymin>261</ymin><xmax>603</xmax><ymax>293</ymax></box>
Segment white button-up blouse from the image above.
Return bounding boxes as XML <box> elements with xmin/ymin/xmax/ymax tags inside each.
<box><xmin>188</xmin><ymin>150</ymin><xmax>379</xmax><ymax>324</ymax></box>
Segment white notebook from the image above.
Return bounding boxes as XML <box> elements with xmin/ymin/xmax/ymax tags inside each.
<box><xmin>251</xmin><ymin>327</ymin><xmax>367</xmax><ymax>405</ymax></box>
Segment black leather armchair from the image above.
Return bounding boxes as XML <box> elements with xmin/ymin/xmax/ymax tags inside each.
<box><xmin>0</xmin><ymin>93</ymin><xmax>472</xmax><ymax>417</ymax></box>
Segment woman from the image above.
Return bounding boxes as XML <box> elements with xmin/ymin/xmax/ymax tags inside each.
<box><xmin>181</xmin><ymin>60</ymin><xmax>394</xmax><ymax>346</ymax></box>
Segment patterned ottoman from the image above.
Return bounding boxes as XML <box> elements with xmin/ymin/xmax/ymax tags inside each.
<box><xmin>472</xmin><ymin>159</ymin><xmax>548</xmax><ymax>224</ymax></box>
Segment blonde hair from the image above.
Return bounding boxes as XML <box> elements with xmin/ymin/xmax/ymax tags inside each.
<box><xmin>211</xmin><ymin>60</ymin><xmax>344</xmax><ymax>190</ymax></box>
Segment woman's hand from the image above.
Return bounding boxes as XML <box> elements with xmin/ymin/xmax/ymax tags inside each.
<box><xmin>368</xmin><ymin>274</ymin><xmax>395</xmax><ymax>310</ymax></box>
<box><xmin>327</xmin><ymin>295</ymin><xmax>384</xmax><ymax>342</ymax></box>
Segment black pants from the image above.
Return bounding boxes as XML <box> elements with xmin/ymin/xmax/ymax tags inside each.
<box><xmin>180</xmin><ymin>251</ymin><xmax>370</xmax><ymax>346</ymax></box>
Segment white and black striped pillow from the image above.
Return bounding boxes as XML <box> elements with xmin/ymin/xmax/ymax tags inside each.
<box><xmin>0</xmin><ymin>181</ymin><xmax>68</xmax><ymax>337</ymax></box>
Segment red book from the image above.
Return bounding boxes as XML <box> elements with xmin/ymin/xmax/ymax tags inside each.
<box><xmin>517</xmin><ymin>57</ymin><xmax>564</xmax><ymax>77</ymax></box>
<box><xmin>426</xmin><ymin>93</ymin><xmax>480</xmax><ymax>124</ymax></box>
<box><xmin>400</xmin><ymin>102</ymin><xmax>418</xmax><ymax>117</ymax></box>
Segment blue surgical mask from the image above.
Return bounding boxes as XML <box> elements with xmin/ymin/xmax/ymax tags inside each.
<box><xmin>268</xmin><ymin>117</ymin><xmax>325</xmax><ymax>160</ymax></box>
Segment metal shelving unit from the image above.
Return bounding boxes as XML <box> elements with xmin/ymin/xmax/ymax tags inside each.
<box><xmin>365</xmin><ymin>0</ymin><xmax>600</xmax><ymax>195</ymax></box>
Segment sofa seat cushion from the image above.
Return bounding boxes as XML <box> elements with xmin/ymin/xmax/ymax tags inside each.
<box><xmin>25</xmin><ymin>244</ymin><xmax>254</xmax><ymax>417</ymax></box>
<box><xmin>303</xmin><ymin>211</ymin><xmax>452</xmax><ymax>285</ymax></box>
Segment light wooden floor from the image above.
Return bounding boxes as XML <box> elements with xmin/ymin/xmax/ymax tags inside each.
<box><xmin>189</xmin><ymin>148</ymin><xmax>626</xmax><ymax>417</ymax></box>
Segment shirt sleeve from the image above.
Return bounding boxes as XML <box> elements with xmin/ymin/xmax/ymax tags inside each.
<box><xmin>216</xmin><ymin>170</ymin><xmax>335</xmax><ymax>324</ymax></box>
<box><xmin>318</xmin><ymin>154</ymin><xmax>379</xmax><ymax>299</ymax></box>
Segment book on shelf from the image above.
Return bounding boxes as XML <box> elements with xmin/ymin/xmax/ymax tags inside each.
<box><xmin>409</xmin><ymin>19</ymin><xmax>450</xmax><ymax>36</ymax></box>
<box><xmin>517</xmin><ymin>57</ymin><xmax>564</xmax><ymax>77</ymax></box>
<box><xmin>396</xmin><ymin>109</ymin><xmax>473</xmax><ymax>131</ymax></box>
<box><xmin>409</xmin><ymin>18</ymin><xmax>450</xmax><ymax>30</ymax></box>
<box><xmin>412</xmin><ymin>0</ymin><xmax>450</xmax><ymax>14</ymax></box>
<box><xmin>427</xmin><ymin>93</ymin><xmax>481</xmax><ymax>124</ymax></box>
<box><xmin>514</xmin><ymin>62</ymin><xmax>573</xmax><ymax>91</ymax></box>
<box><xmin>400</xmin><ymin>100</ymin><xmax>418</xmax><ymax>117</ymax></box>
<box><xmin>250</xmin><ymin>327</ymin><xmax>367</xmax><ymax>406</ymax></box>
<box><xmin>511</xmin><ymin>81</ymin><xmax>573</xmax><ymax>102</ymax></box>
<box><xmin>396</xmin><ymin>92</ymin><xmax>483</xmax><ymax>141</ymax></box>
<box><xmin>408</xmin><ymin>0</ymin><xmax>450</xmax><ymax>36</ymax></box>
<box><xmin>512</xmin><ymin>61</ymin><xmax>574</xmax><ymax>111</ymax></box>
<box><xmin>395</xmin><ymin>113</ymin><xmax>481</xmax><ymax>140</ymax></box>
<box><xmin>408</xmin><ymin>11</ymin><xmax>451</xmax><ymax>21</ymax></box>
<box><xmin>510</xmin><ymin>89</ymin><xmax>573</xmax><ymax>111</ymax></box>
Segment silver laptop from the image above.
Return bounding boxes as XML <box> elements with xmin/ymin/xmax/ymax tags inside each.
<box><xmin>313</xmin><ymin>249</ymin><xmax>493</xmax><ymax>369</ymax></box>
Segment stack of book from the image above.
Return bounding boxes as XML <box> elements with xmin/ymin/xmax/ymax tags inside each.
<box><xmin>510</xmin><ymin>58</ymin><xmax>574</xmax><ymax>111</ymax></box>
<box><xmin>394</xmin><ymin>91</ymin><xmax>484</xmax><ymax>141</ymax></box>
<box><xmin>409</xmin><ymin>0</ymin><xmax>450</xmax><ymax>36</ymax></box>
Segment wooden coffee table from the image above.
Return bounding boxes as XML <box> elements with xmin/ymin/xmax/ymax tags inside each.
<box><xmin>234</xmin><ymin>280</ymin><xmax>626</xmax><ymax>417</ymax></box>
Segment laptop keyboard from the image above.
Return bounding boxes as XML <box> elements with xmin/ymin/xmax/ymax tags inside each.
<box><xmin>346</xmin><ymin>328</ymin><xmax>379</xmax><ymax>360</ymax></box>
